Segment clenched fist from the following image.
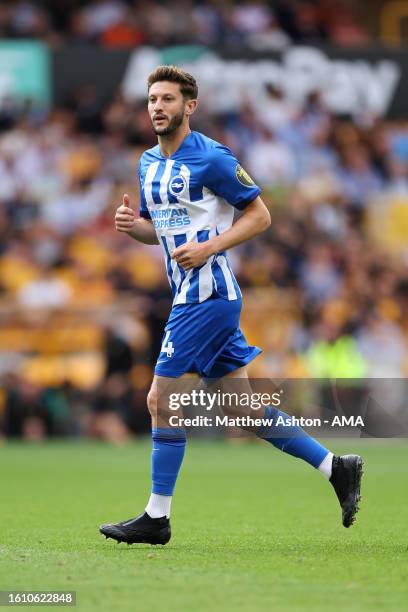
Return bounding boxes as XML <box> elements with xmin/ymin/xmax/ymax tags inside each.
<box><xmin>115</xmin><ymin>194</ymin><xmax>136</xmax><ymax>233</ymax></box>
<box><xmin>172</xmin><ymin>241</ymin><xmax>214</xmax><ymax>270</ymax></box>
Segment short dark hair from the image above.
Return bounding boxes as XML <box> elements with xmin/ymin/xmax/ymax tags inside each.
<box><xmin>147</xmin><ymin>65</ymin><xmax>198</xmax><ymax>100</ymax></box>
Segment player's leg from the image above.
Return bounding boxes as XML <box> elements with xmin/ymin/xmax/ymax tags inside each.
<box><xmin>145</xmin><ymin>372</ymin><xmax>199</xmax><ymax>520</ymax></box>
<box><xmin>214</xmin><ymin>367</ymin><xmax>363</xmax><ymax>528</ymax></box>
<box><xmin>216</xmin><ymin>365</ymin><xmax>332</xmax><ymax>469</ymax></box>
<box><xmin>99</xmin><ymin>298</ymin><xmax>205</xmax><ymax>545</ymax></box>
<box><xmin>99</xmin><ymin>372</ymin><xmax>198</xmax><ymax>545</ymax></box>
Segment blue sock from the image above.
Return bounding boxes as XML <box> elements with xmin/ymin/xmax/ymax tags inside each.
<box><xmin>151</xmin><ymin>427</ymin><xmax>186</xmax><ymax>495</ymax></box>
<box><xmin>257</xmin><ymin>407</ymin><xmax>329</xmax><ymax>468</ymax></box>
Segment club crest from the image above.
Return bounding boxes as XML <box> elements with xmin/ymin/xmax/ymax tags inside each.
<box><xmin>169</xmin><ymin>175</ymin><xmax>187</xmax><ymax>196</ymax></box>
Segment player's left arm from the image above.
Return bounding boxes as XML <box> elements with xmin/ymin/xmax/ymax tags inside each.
<box><xmin>172</xmin><ymin>196</ymin><xmax>270</xmax><ymax>270</ymax></box>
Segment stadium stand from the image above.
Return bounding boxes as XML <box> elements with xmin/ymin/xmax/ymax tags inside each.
<box><xmin>0</xmin><ymin>1</ymin><xmax>406</xmax><ymax>439</ymax></box>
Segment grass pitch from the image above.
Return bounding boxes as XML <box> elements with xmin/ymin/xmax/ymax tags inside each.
<box><xmin>1</xmin><ymin>439</ymin><xmax>407</xmax><ymax>611</ymax></box>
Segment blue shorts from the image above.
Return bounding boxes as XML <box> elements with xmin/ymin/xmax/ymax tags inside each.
<box><xmin>154</xmin><ymin>297</ymin><xmax>261</xmax><ymax>379</ymax></box>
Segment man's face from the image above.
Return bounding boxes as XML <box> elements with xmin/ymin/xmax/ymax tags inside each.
<box><xmin>148</xmin><ymin>81</ymin><xmax>188</xmax><ymax>136</ymax></box>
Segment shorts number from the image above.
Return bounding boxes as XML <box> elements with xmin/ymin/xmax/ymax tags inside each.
<box><xmin>161</xmin><ymin>330</ymin><xmax>175</xmax><ymax>357</ymax></box>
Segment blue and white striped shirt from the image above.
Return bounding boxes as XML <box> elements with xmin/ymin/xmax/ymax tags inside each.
<box><xmin>138</xmin><ymin>131</ymin><xmax>261</xmax><ymax>305</ymax></box>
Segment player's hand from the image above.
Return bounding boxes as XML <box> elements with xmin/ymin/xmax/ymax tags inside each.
<box><xmin>171</xmin><ymin>241</ymin><xmax>213</xmax><ymax>270</ymax></box>
<box><xmin>115</xmin><ymin>194</ymin><xmax>136</xmax><ymax>233</ymax></box>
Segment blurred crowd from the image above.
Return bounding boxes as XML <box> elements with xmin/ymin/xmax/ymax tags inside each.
<box><xmin>0</xmin><ymin>74</ymin><xmax>407</xmax><ymax>440</ymax></box>
<box><xmin>0</xmin><ymin>0</ymin><xmax>371</xmax><ymax>49</ymax></box>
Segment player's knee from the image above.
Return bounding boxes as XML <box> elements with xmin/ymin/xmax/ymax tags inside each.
<box><xmin>147</xmin><ymin>388</ymin><xmax>158</xmax><ymax>419</ymax></box>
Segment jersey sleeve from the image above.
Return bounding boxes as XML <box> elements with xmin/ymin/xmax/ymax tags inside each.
<box><xmin>138</xmin><ymin>159</ymin><xmax>151</xmax><ymax>220</ymax></box>
<box><xmin>204</xmin><ymin>145</ymin><xmax>261</xmax><ymax>210</ymax></box>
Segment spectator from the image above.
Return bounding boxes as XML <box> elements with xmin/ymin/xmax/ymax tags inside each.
<box><xmin>0</xmin><ymin>0</ymin><xmax>371</xmax><ymax>47</ymax></box>
<box><xmin>245</xmin><ymin>127</ymin><xmax>297</xmax><ymax>186</ymax></box>
<box><xmin>17</xmin><ymin>265</ymin><xmax>72</xmax><ymax>310</ymax></box>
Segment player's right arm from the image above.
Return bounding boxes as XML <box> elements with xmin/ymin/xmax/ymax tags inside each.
<box><xmin>115</xmin><ymin>194</ymin><xmax>159</xmax><ymax>245</ymax></box>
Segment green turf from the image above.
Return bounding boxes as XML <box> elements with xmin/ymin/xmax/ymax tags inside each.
<box><xmin>1</xmin><ymin>439</ymin><xmax>407</xmax><ymax>612</ymax></box>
